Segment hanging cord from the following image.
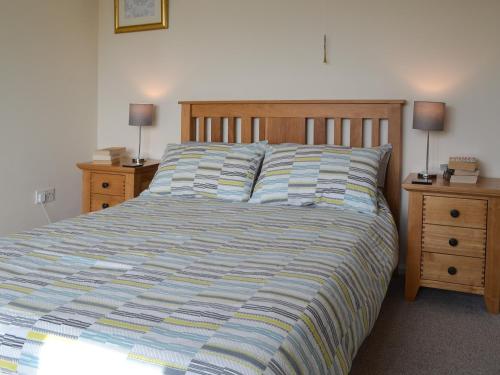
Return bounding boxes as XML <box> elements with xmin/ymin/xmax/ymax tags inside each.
<box><xmin>40</xmin><ymin>203</ymin><xmax>52</xmax><ymax>224</ymax></box>
<box><xmin>323</xmin><ymin>0</ymin><xmax>328</xmax><ymax>64</ymax></box>
<box><xmin>323</xmin><ymin>34</ymin><xmax>327</xmax><ymax>64</ymax></box>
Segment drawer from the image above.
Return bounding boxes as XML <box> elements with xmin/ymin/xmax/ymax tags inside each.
<box><xmin>422</xmin><ymin>224</ymin><xmax>486</xmax><ymax>258</ymax></box>
<box><xmin>90</xmin><ymin>194</ymin><xmax>124</xmax><ymax>212</ymax></box>
<box><xmin>423</xmin><ymin>196</ymin><xmax>487</xmax><ymax>229</ymax></box>
<box><xmin>421</xmin><ymin>252</ymin><xmax>484</xmax><ymax>287</ymax></box>
<box><xmin>91</xmin><ymin>173</ymin><xmax>125</xmax><ymax>196</ymax></box>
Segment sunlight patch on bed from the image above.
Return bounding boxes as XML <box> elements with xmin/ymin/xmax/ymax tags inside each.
<box><xmin>37</xmin><ymin>335</ymin><xmax>162</xmax><ymax>375</ymax></box>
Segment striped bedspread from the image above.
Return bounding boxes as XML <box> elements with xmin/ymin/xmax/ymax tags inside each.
<box><xmin>0</xmin><ymin>194</ymin><xmax>398</xmax><ymax>375</ymax></box>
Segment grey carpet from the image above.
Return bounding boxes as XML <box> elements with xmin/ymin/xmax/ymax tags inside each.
<box><xmin>350</xmin><ymin>276</ymin><xmax>500</xmax><ymax>375</ymax></box>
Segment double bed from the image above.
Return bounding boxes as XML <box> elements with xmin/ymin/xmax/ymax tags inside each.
<box><xmin>0</xmin><ymin>100</ymin><xmax>405</xmax><ymax>375</ymax></box>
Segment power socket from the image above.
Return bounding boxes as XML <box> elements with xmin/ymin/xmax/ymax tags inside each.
<box><xmin>35</xmin><ymin>188</ymin><xmax>56</xmax><ymax>205</ymax></box>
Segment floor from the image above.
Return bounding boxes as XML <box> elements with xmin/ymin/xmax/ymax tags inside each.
<box><xmin>350</xmin><ymin>277</ymin><xmax>500</xmax><ymax>375</ymax></box>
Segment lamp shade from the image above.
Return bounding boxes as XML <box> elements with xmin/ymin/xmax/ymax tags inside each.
<box><xmin>413</xmin><ymin>101</ymin><xmax>445</xmax><ymax>131</ymax></box>
<box><xmin>129</xmin><ymin>104</ymin><xmax>154</xmax><ymax>127</ymax></box>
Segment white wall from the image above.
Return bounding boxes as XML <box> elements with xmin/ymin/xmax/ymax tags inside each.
<box><xmin>98</xmin><ymin>0</ymin><xmax>500</xmax><ymax>170</ymax></box>
<box><xmin>0</xmin><ymin>0</ymin><xmax>98</xmax><ymax>235</ymax></box>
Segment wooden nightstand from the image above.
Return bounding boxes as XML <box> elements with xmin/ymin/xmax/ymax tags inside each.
<box><xmin>403</xmin><ymin>174</ymin><xmax>500</xmax><ymax>313</ymax></box>
<box><xmin>77</xmin><ymin>161</ymin><xmax>159</xmax><ymax>213</ymax></box>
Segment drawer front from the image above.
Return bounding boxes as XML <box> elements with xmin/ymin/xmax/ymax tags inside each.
<box><xmin>423</xmin><ymin>196</ymin><xmax>487</xmax><ymax>229</ymax></box>
<box><xmin>421</xmin><ymin>252</ymin><xmax>484</xmax><ymax>287</ymax></box>
<box><xmin>422</xmin><ymin>224</ymin><xmax>486</xmax><ymax>258</ymax></box>
<box><xmin>91</xmin><ymin>173</ymin><xmax>125</xmax><ymax>196</ymax></box>
<box><xmin>90</xmin><ymin>194</ymin><xmax>124</xmax><ymax>212</ymax></box>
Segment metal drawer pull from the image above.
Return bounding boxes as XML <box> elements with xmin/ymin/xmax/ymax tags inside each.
<box><xmin>102</xmin><ymin>182</ymin><xmax>110</xmax><ymax>189</ymax></box>
<box><xmin>102</xmin><ymin>203</ymin><xmax>110</xmax><ymax>209</ymax></box>
<box><xmin>450</xmin><ymin>209</ymin><xmax>460</xmax><ymax>218</ymax></box>
<box><xmin>449</xmin><ymin>238</ymin><xmax>459</xmax><ymax>247</ymax></box>
<box><xmin>447</xmin><ymin>266</ymin><xmax>457</xmax><ymax>275</ymax></box>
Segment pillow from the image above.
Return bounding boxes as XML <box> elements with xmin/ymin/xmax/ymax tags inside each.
<box><xmin>148</xmin><ymin>142</ymin><xmax>267</xmax><ymax>202</ymax></box>
<box><xmin>376</xmin><ymin>144</ymin><xmax>392</xmax><ymax>188</ymax></box>
<box><xmin>249</xmin><ymin>144</ymin><xmax>381</xmax><ymax>213</ymax></box>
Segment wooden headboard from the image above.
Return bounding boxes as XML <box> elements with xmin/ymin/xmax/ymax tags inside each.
<box><xmin>180</xmin><ymin>100</ymin><xmax>405</xmax><ymax>223</ymax></box>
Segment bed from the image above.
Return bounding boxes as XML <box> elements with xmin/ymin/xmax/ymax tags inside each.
<box><xmin>0</xmin><ymin>100</ymin><xmax>405</xmax><ymax>375</ymax></box>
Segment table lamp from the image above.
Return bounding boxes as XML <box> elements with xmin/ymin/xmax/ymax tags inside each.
<box><xmin>129</xmin><ymin>103</ymin><xmax>154</xmax><ymax>166</ymax></box>
<box><xmin>413</xmin><ymin>101</ymin><xmax>445</xmax><ymax>179</ymax></box>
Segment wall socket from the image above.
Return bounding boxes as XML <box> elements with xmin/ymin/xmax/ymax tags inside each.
<box><xmin>35</xmin><ymin>188</ymin><xmax>56</xmax><ymax>205</ymax></box>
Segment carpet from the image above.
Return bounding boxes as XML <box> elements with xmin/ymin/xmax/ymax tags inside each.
<box><xmin>350</xmin><ymin>276</ymin><xmax>500</xmax><ymax>375</ymax></box>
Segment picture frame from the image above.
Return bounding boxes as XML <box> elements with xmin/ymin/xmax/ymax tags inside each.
<box><xmin>114</xmin><ymin>0</ymin><xmax>168</xmax><ymax>34</ymax></box>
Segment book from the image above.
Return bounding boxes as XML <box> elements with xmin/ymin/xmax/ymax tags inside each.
<box><xmin>92</xmin><ymin>154</ymin><xmax>121</xmax><ymax>161</ymax></box>
<box><xmin>92</xmin><ymin>147</ymin><xmax>126</xmax><ymax>164</ymax></box>
<box><xmin>450</xmin><ymin>175</ymin><xmax>479</xmax><ymax>184</ymax></box>
<box><xmin>93</xmin><ymin>147</ymin><xmax>126</xmax><ymax>157</ymax></box>
<box><xmin>453</xmin><ymin>169</ymin><xmax>480</xmax><ymax>176</ymax></box>
<box><xmin>92</xmin><ymin>158</ymin><xmax>121</xmax><ymax>165</ymax></box>
<box><xmin>448</xmin><ymin>156</ymin><xmax>478</xmax><ymax>171</ymax></box>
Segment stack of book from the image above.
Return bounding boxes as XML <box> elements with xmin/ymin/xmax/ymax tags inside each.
<box><xmin>92</xmin><ymin>147</ymin><xmax>126</xmax><ymax>165</ymax></box>
<box><xmin>448</xmin><ymin>157</ymin><xmax>480</xmax><ymax>184</ymax></box>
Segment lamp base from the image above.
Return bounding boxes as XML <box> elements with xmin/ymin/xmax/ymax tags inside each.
<box><xmin>122</xmin><ymin>158</ymin><xmax>145</xmax><ymax>168</ymax></box>
<box><xmin>418</xmin><ymin>171</ymin><xmax>437</xmax><ymax>179</ymax></box>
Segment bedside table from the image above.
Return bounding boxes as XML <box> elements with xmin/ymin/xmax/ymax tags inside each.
<box><xmin>77</xmin><ymin>161</ymin><xmax>159</xmax><ymax>213</ymax></box>
<box><xmin>403</xmin><ymin>174</ymin><xmax>500</xmax><ymax>313</ymax></box>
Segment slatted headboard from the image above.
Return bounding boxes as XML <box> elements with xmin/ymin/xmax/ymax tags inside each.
<box><xmin>180</xmin><ymin>100</ymin><xmax>405</xmax><ymax>223</ymax></box>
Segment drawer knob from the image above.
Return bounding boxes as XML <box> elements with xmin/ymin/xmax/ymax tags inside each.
<box><xmin>448</xmin><ymin>266</ymin><xmax>457</xmax><ymax>275</ymax></box>
<box><xmin>450</xmin><ymin>209</ymin><xmax>460</xmax><ymax>218</ymax></box>
<box><xmin>102</xmin><ymin>203</ymin><xmax>110</xmax><ymax>209</ymax></box>
<box><xmin>449</xmin><ymin>238</ymin><xmax>459</xmax><ymax>247</ymax></box>
<box><xmin>102</xmin><ymin>182</ymin><xmax>110</xmax><ymax>189</ymax></box>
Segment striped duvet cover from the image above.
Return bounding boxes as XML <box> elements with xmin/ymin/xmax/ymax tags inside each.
<box><xmin>0</xmin><ymin>194</ymin><xmax>398</xmax><ymax>375</ymax></box>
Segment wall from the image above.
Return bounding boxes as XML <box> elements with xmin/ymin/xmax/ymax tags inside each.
<box><xmin>0</xmin><ymin>0</ymin><xmax>98</xmax><ymax>235</ymax></box>
<box><xmin>97</xmin><ymin>0</ymin><xmax>500</xmax><ymax>262</ymax></box>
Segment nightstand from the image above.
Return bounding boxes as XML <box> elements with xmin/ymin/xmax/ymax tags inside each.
<box><xmin>403</xmin><ymin>174</ymin><xmax>500</xmax><ymax>313</ymax></box>
<box><xmin>77</xmin><ymin>161</ymin><xmax>159</xmax><ymax>213</ymax></box>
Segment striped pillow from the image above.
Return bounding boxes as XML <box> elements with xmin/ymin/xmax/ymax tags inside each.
<box><xmin>148</xmin><ymin>142</ymin><xmax>267</xmax><ymax>202</ymax></box>
<box><xmin>249</xmin><ymin>144</ymin><xmax>381</xmax><ymax>213</ymax></box>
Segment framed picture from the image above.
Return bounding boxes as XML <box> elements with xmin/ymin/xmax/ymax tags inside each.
<box><xmin>114</xmin><ymin>0</ymin><xmax>168</xmax><ymax>34</ymax></box>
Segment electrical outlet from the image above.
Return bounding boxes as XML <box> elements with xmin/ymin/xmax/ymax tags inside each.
<box><xmin>35</xmin><ymin>188</ymin><xmax>56</xmax><ymax>205</ymax></box>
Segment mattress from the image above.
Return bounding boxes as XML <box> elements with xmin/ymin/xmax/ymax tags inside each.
<box><xmin>0</xmin><ymin>194</ymin><xmax>398</xmax><ymax>375</ymax></box>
